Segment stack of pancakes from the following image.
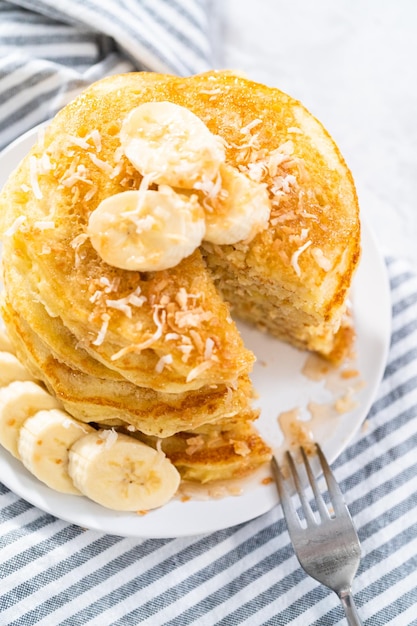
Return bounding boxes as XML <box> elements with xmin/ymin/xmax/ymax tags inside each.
<box><xmin>0</xmin><ymin>71</ymin><xmax>360</xmax><ymax>484</ymax></box>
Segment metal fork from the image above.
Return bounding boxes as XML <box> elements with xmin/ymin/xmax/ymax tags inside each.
<box><xmin>272</xmin><ymin>444</ymin><xmax>362</xmax><ymax>625</ymax></box>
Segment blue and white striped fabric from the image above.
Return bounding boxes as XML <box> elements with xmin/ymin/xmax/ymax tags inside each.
<box><xmin>1</xmin><ymin>2</ymin><xmax>417</xmax><ymax>624</ymax></box>
<box><xmin>0</xmin><ymin>0</ymin><xmax>212</xmax><ymax>148</ymax></box>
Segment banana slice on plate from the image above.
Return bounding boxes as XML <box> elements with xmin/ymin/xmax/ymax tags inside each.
<box><xmin>0</xmin><ymin>380</ymin><xmax>62</xmax><ymax>458</ymax></box>
<box><xmin>69</xmin><ymin>431</ymin><xmax>181</xmax><ymax>511</ymax></box>
<box><xmin>87</xmin><ymin>185</ymin><xmax>205</xmax><ymax>271</ymax></box>
<box><xmin>203</xmin><ymin>164</ymin><xmax>271</xmax><ymax>245</ymax></box>
<box><xmin>0</xmin><ymin>351</ymin><xmax>36</xmax><ymax>386</ymax></box>
<box><xmin>18</xmin><ymin>409</ymin><xmax>94</xmax><ymax>494</ymax></box>
<box><xmin>120</xmin><ymin>101</ymin><xmax>225</xmax><ymax>189</ymax></box>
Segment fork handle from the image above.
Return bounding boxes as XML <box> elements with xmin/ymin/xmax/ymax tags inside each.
<box><xmin>339</xmin><ymin>591</ymin><xmax>363</xmax><ymax>625</ymax></box>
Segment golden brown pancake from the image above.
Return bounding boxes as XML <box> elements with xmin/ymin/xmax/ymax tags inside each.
<box><xmin>1</xmin><ymin>298</ymin><xmax>254</xmax><ymax>437</ymax></box>
<box><xmin>0</xmin><ymin>70</ymin><xmax>360</xmax><ymax>482</ymax></box>
<box><xmin>135</xmin><ymin>413</ymin><xmax>272</xmax><ymax>484</ymax></box>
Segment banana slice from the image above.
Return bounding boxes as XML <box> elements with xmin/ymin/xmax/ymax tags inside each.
<box><xmin>0</xmin><ymin>351</ymin><xmax>36</xmax><ymax>386</ymax></box>
<box><xmin>87</xmin><ymin>186</ymin><xmax>205</xmax><ymax>271</ymax></box>
<box><xmin>69</xmin><ymin>431</ymin><xmax>181</xmax><ymax>511</ymax></box>
<box><xmin>203</xmin><ymin>163</ymin><xmax>271</xmax><ymax>245</ymax></box>
<box><xmin>18</xmin><ymin>409</ymin><xmax>94</xmax><ymax>494</ymax></box>
<box><xmin>120</xmin><ymin>101</ymin><xmax>225</xmax><ymax>189</ymax></box>
<box><xmin>0</xmin><ymin>380</ymin><xmax>62</xmax><ymax>458</ymax></box>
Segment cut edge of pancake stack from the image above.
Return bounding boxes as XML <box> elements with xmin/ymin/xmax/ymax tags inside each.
<box><xmin>0</xmin><ymin>70</ymin><xmax>360</xmax><ymax>510</ymax></box>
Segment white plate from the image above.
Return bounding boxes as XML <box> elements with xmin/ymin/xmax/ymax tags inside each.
<box><xmin>0</xmin><ymin>125</ymin><xmax>391</xmax><ymax>538</ymax></box>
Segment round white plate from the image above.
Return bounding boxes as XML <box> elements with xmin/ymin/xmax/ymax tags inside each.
<box><xmin>0</xmin><ymin>125</ymin><xmax>391</xmax><ymax>538</ymax></box>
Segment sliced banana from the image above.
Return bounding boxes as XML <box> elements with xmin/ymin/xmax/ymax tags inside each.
<box><xmin>69</xmin><ymin>431</ymin><xmax>181</xmax><ymax>511</ymax></box>
<box><xmin>120</xmin><ymin>101</ymin><xmax>225</xmax><ymax>189</ymax></box>
<box><xmin>203</xmin><ymin>163</ymin><xmax>271</xmax><ymax>245</ymax></box>
<box><xmin>0</xmin><ymin>380</ymin><xmax>62</xmax><ymax>458</ymax></box>
<box><xmin>87</xmin><ymin>186</ymin><xmax>205</xmax><ymax>271</ymax></box>
<box><xmin>0</xmin><ymin>351</ymin><xmax>36</xmax><ymax>386</ymax></box>
<box><xmin>18</xmin><ymin>409</ymin><xmax>94</xmax><ymax>494</ymax></box>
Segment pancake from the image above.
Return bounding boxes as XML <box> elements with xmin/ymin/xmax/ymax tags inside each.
<box><xmin>134</xmin><ymin>413</ymin><xmax>272</xmax><ymax>484</ymax></box>
<box><xmin>1</xmin><ymin>299</ymin><xmax>254</xmax><ymax>437</ymax></box>
<box><xmin>0</xmin><ymin>70</ymin><xmax>360</xmax><ymax>484</ymax></box>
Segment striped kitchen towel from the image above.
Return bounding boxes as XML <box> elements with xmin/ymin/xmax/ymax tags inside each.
<box><xmin>0</xmin><ymin>0</ymin><xmax>213</xmax><ymax>148</ymax></box>
<box><xmin>1</xmin><ymin>2</ymin><xmax>417</xmax><ymax>624</ymax></box>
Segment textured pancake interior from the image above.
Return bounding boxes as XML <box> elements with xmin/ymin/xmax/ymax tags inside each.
<box><xmin>136</xmin><ymin>413</ymin><xmax>272</xmax><ymax>483</ymax></box>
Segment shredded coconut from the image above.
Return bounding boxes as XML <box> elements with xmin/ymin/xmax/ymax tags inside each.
<box><xmin>87</xmin><ymin>152</ymin><xmax>113</xmax><ymax>176</ymax></box>
<box><xmin>99</xmin><ymin>276</ymin><xmax>112</xmax><ymax>289</ymax></box>
<box><xmin>270</xmin><ymin>210</ymin><xmax>298</xmax><ymax>226</ymax></box>
<box><xmin>4</xmin><ymin>215</ymin><xmax>26</xmax><ymax>237</ymax></box>
<box><xmin>60</xmin><ymin>164</ymin><xmax>94</xmax><ymax>188</ymax></box>
<box><xmin>179</xmin><ymin>344</ymin><xmax>193</xmax><ymax>363</ymax></box>
<box><xmin>165</xmin><ymin>332</ymin><xmax>180</xmax><ymax>341</ymax></box>
<box><xmin>94</xmin><ymin>285</ymin><xmax>146</xmax><ymax>314</ymax></box>
<box><xmin>89</xmin><ymin>129</ymin><xmax>102</xmax><ymax>153</ymax></box>
<box><xmin>92</xmin><ymin>313</ymin><xmax>110</xmax><ymax>346</ymax></box>
<box><xmin>39</xmin><ymin>153</ymin><xmax>52</xmax><ymax>173</ymax></box>
<box><xmin>66</xmin><ymin>134</ymin><xmax>91</xmax><ymax>150</ymax></box>
<box><xmin>33</xmin><ymin>220</ymin><xmax>54</xmax><ymax>230</ymax></box>
<box><xmin>186</xmin><ymin>360</ymin><xmax>213</xmax><ymax>383</ymax></box>
<box><xmin>175</xmin><ymin>288</ymin><xmax>188</xmax><ymax>310</ymax></box>
<box><xmin>63</xmin><ymin>417</ymin><xmax>89</xmax><ymax>433</ymax></box>
<box><xmin>270</xmin><ymin>173</ymin><xmax>296</xmax><ymax>195</ymax></box>
<box><xmin>174</xmin><ymin>308</ymin><xmax>212</xmax><ymax>329</ymax></box>
<box><xmin>98</xmin><ymin>428</ymin><xmax>118</xmax><ymax>449</ymax></box>
<box><xmin>204</xmin><ymin>337</ymin><xmax>215</xmax><ymax>361</ymax></box>
<box><xmin>71</xmin><ymin>233</ymin><xmax>89</xmax><ymax>248</ymax></box>
<box><xmin>155</xmin><ymin>439</ymin><xmax>165</xmax><ymax>457</ymax></box>
<box><xmin>106</xmin><ymin>298</ymin><xmax>133</xmax><ymax>318</ymax></box>
<box><xmin>311</xmin><ymin>247</ymin><xmax>332</xmax><ymax>271</ymax></box>
<box><xmin>155</xmin><ymin>353</ymin><xmax>173</xmax><ymax>373</ymax></box>
<box><xmin>110</xmin><ymin>307</ymin><xmax>166</xmax><ymax>360</ymax></box>
<box><xmin>70</xmin><ymin>233</ymin><xmax>89</xmax><ymax>267</ymax></box>
<box><xmin>127</xmin><ymin>287</ymin><xmax>147</xmax><ymax>308</ymax></box>
<box><xmin>89</xmin><ymin>290</ymin><xmax>101</xmax><ymax>304</ymax></box>
<box><xmin>240</xmin><ymin>118</ymin><xmax>262</xmax><ymax>134</ymax></box>
<box><xmin>175</xmin><ymin>288</ymin><xmax>201</xmax><ymax>310</ymax></box>
<box><xmin>264</xmin><ymin>141</ymin><xmax>294</xmax><ymax>176</ymax></box>
<box><xmin>246</xmin><ymin>161</ymin><xmax>268</xmax><ymax>183</ymax></box>
<box><xmin>84</xmin><ymin>185</ymin><xmax>98</xmax><ymax>202</ymax></box>
<box><xmin>190</xmin><ymin>330</ymin><xmax>205</xmax><ymax>353</ymax></box>
<box><xmin>291</xmin><ymin>240</ymin><xmax>312</xmax><ymax>276</ymax></box>
<box><xmin>199</xmin><ymin>88</ymin><xmax>222</xmax><ymax>95</ymax></box>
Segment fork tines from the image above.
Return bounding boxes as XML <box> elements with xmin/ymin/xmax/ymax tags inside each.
<box><xmin>272</xmin><ymin>443</ymin><xmax>352</xmax><ymax>527</ymax></box>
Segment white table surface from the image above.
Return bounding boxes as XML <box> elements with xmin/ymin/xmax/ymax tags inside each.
<box><xmin>217</xmin><ymin>0</ymin><xmax>417</xmax><ymax>268</ymax></box>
